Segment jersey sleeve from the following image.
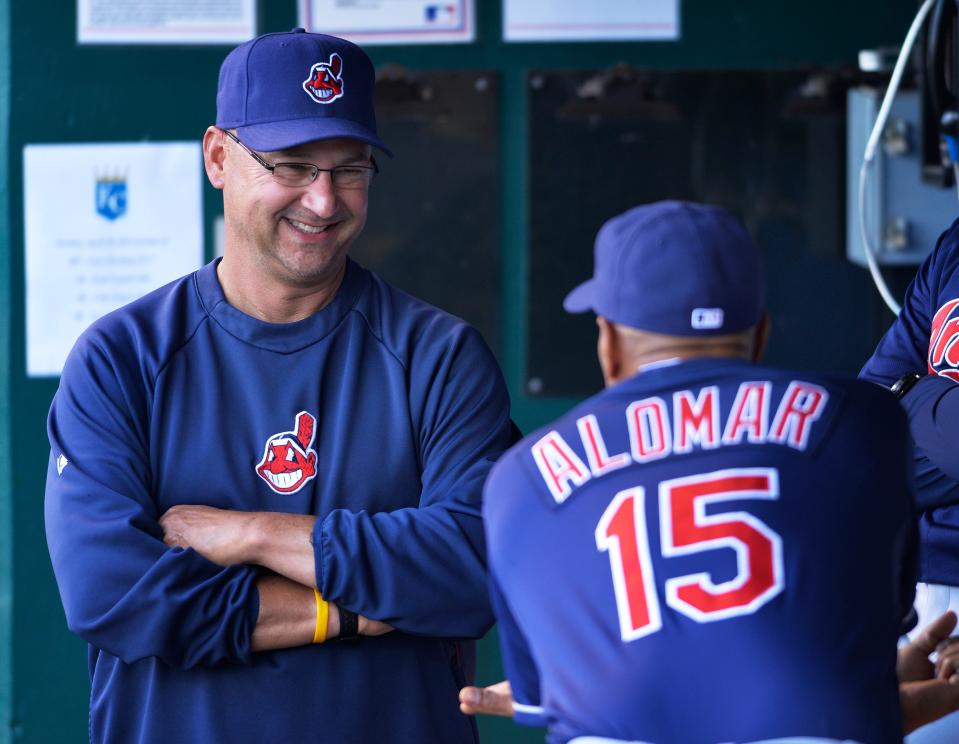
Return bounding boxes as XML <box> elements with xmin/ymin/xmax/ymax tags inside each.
<box><xmin>45</xmin><ymin>332</ymin><xmax>260</xmax><ymax>669</ymax></box>
<box><xmin>900</xmin><ymin>374</ymin><xmax>959</xmax><ymax>509</ymax></box>
<box><xmin>312</xmin><ymin>326</ymin><xmax>514</xmax><ymax>637</ymax></box>
<box><xmin>483</xmin><ymin>445</ymin><xmax>551</xmax><ymax>728</ymax></box>
<box><xmin>489</xmin><ymin>574</ymin><xmax>546</xmax><ymax>728</ymax></box>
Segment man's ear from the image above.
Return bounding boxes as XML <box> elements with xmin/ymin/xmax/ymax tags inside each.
<box><xmin>202</xmin><ymin>126</ymin><xmax>227</xmax><ymax>190</ymax></box>
<box><xmin>751</xmin><ymin>312</ymin><xmax>771</xmax><ymax>363</ymax></box>
<box><xmin>596</xmin><ymin>316</ymin><xmax>622</xmax><ymax>387</ymax></box>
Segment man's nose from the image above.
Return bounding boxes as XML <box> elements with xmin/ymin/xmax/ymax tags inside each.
<box><xmin>298</xmin><ymin>171</ymin><xmax>337</xmax><ymax>216</ymax></box>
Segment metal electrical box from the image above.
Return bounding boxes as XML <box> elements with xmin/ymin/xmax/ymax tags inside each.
<box><xmin>847</xmin><ymin>87</ymin><xmax>958</xmax><ymax>267</ymax></box>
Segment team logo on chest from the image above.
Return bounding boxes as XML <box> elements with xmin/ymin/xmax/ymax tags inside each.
<box><xmin>302</xmin><ymin>53</ymin><xmax>345</xmax><ymax>104</ymax></box>
<box><xmin>928</xmin><ymin>298</ymin><xmax>959</xmax><ymax>380</ymax></box>
<box><xmin>255</xmin><ymin>411</ymin><xmax>318</xmax><ymax>494</ymax></box>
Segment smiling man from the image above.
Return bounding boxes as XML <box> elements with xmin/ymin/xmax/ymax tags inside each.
<box><xmin>44</xmin><ymin>29</ymin><xmax>513</xmax><ymax>744</ymax></box>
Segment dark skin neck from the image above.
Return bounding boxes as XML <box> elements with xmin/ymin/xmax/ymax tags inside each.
<box><xmin>596</xmin><ymin>313</ymin><xmax>771</xmax><ymax>387</ymax></box>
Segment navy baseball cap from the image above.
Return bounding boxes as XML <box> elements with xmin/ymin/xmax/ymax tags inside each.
<box><xmin>564</xmin><ymin>201</ymin><xmax>764</xmax><ymax>336</ymax></box>
<box><xmin>216</xmin><ymin>28</ymin><xmax>392</xmax><ymax>156</ymax></box>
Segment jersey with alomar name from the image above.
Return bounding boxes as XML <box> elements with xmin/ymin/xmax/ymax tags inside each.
<box><xmin>45</xmin><ymin>258</ymin><xmax>513</xmax><ymax>744</ymax></box>
<box><xmin>485</xmin><ymin>357</ymin><xmax>915</xmax><ymax>744</ymax></box>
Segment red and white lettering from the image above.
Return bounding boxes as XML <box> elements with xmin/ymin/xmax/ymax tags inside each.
<box><xmin>769</xmin><ymin>381</ymin><xmax>828</xmax><ymax>450</ymax></box>
<box><xmin>929</xmin><ymin>298</ymin><xmax>959</xmax><ymax>375</ymax></box>
<box><xmin>659</xmin><ymin>468</ymin><xmax>783</xmax><ymax>622</ymax></box>
<box><xmin>722</xmin><ymin>381</ymin><xmax>770</xmax><ymax>445</ymax></box>
<box><xmin>595</xmin><ymin>487</ymin><xmax>662</xmax><ymax>641</ymax></box>
<box><xmin>531</xmin><ymin>431</ymin><xmax>590</xmax><ymax>504</ymax></box>
<box><xmin>673</xmin><ymin>386</ymin><xmax>720</xmax><ymax>454</ymax></box>
<box><xmin>626</xmin><ymin>397</ymin><xmax>672</xmax><ymax>463</ymax></box>
<box><xmin>576</xmin><ymin>414</ymin><xmax>630</xmax><ymax>477</ymax></box>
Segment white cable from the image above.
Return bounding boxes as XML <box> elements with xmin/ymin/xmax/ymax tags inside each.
<box><xmin>859</xmin><ymin>164</ymin><xmax>903</xmax><ymax>314</ymax></box>
<box><xmin>858</xmin><ymin>0</ymin><xmax>938</xmax><ymax>316</ymax></box>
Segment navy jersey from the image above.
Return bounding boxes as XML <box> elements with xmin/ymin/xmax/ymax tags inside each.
<box><xmin>861</xmin><ymin>217</ymin><xmax>959</xmax><ymax>584</ymax></box>
<box><xmin>485</xmin><ymin>358</ymin><xmax>915</xmax><ymax>744</ymax></box>
<box><xmin>44</xmin><ymin>258</ymin><xmax>513</xmax><ymax>744</ymax></box>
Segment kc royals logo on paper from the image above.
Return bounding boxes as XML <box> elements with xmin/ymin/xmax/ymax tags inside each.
<box><xmin>95</xmin><ymin>173</ymin><xmax>127</xmax><ymax>221</ymax></box>
<box><xmin>302</xmin><ymin>53</ymin><xmax>345</xmax><ymax>104</ymax></box>
<box><xmin>255</xmin><ymin>411</ymin><xmax>318</xmax><ymax>494</ymax></box>
<box><xmin>928</xmin><ymin>298</ymin><xmax>959</xmax><ymax>380</ymax></box>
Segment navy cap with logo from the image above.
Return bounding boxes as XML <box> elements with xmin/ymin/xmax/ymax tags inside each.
<box><xmin>564</xmin><ymin>201</ymin><xmax>764</xmax><ymax>336</ymax></box>
<box><xmin>216</xmin><ymin>28</ymin><xmax>392</xmax><ymax>155</ymax></box>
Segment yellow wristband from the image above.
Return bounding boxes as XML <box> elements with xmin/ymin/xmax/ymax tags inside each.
<box><xmin>313</xmin><ymin>588</ymin><xmax>328</xmax><ymax>644</ymax></box>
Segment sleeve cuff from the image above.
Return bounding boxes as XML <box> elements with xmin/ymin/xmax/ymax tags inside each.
<box><xmin>512</xmin><ymin>700</ymin><xmax>547</xmax><ymax>727</ymax></box>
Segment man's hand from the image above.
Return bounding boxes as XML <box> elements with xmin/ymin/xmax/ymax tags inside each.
<box><xmin>160</xmin><ymin>506</ymin><xmax>317</xmax><ymax>587</ymax></box>
<box><xmin>160</xmin><ymin>505</ymin><xmax>256</xmax><ymax>566</ymax></box>
<box><xmin>899</xmin><ymin>611</ymin><xmax>956</xmax><ymax>684</ymax></box>
<box><xmin>936</xmin><ymin>628</ymin><xmax>959</xmax><ymax>680</ymax></box>
<box><xmin>899</xmin><ymin>611</ymin><xmax>959</xmax><ymax>734</ymax></box>
<box><xmin>459</xmin><ymin>680</ymin><xmax>513</xmax><ymax>717</ymax></box>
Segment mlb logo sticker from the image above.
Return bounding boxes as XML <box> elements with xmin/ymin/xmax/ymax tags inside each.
<box><xmin>95</xmin><ymin>176</ymin><xmax>127</xmax><ymax>221</ymax></box>
<box><xmin>425</xmin><ymin>4</ymin><xmax>458</xmax><ymax>24</ymax></box>
<box><xmin>691</xmin><ymin>308</ymin><xmax>724</xmax><ymax>330</ymax></box>
<box><xmin>303</xmin><ymin>53</ymin><xmax>345</xmax><ymax>105</ymax></box>
<box><xmin>256</xmin><ymin>411</ymin><xmax>318</xmax><ymax>494</ymax></box>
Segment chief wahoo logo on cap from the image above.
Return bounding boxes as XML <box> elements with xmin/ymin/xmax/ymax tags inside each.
<box><xmin>303</xmin><ymin>53</ymin><xmax>345</xmax><ymax>104</ymax></box>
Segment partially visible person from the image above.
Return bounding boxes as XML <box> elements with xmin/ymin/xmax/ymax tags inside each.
<box><xmin>474</xmin><ymin>201</ymin><xmax>920</xmax><ymax>743</ymax></box>
<box><xmin>860</xmin><ymin>218</ymin><xmax>959</xmax><ymax>742</ymax></box>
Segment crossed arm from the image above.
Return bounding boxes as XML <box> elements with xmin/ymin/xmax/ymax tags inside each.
<box><xmin>47</xmin><ymin>322</ymin><xmax>511</xmax><ymax>665</ymax></box>
<box><xmin>159</xmin><ymin>506</ymin><xmax>391</xmax><ymax>649</ymax></box>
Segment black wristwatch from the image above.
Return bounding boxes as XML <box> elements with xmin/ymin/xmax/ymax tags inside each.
<box><xmin>890</xmin><ymin>372</ymin><xmax>923</xmax><ymax>400</ymax></box>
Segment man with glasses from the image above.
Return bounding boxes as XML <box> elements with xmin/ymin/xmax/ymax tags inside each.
<box><xmin>44</xmin><ymin>29</ymin><xmax>512</xmax><ymax>744</ymax></box>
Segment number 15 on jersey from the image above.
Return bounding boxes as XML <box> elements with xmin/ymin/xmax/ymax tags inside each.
<box><xmin>595</xmin><ymin>467</ymin><xmax>784</xmax><ymax>642</ymax></box>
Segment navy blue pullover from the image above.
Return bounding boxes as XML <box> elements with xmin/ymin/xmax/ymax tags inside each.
<box><xmin>44</xmin><ymin>258</ymin><xmax>512</xmax><ymax>743</ymax></box>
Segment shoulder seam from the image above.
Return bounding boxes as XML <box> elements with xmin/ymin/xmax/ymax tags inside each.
<box><xmin>153</xmin><ymin>273</ymin><xmax>216</xmax><ymax>379</ymax></box>
<box><xmin>347</xmin><ymin>305</ymin><xmax>410</xmax><ymax>373</ymax></box>
<box><xmin>153</xmin><ymin>314</ymin><xmax>214</xmax><ymax>380</ymax></box>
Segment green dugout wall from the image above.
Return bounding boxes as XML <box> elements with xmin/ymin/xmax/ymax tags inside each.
<box><xmin>0</xmin><ymin>1</ymin><xmax>922</xmax><ymax>741</ymax></box>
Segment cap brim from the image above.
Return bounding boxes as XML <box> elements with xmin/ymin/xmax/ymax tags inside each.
<box><xmin>237</xmin><ymin>117</ymin><xmax>393</xmax><ymax>157</ymax></box>
<box><xmin>563</xmin><ymin>278</ymin><xmax>597</xmax><ymax>314</ymax></box>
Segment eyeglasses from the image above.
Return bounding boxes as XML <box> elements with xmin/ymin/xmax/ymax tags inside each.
<box><xmin>221</xmin><ymin>129</ymin><xmax>378</xmax><ymax>189</ymax></box>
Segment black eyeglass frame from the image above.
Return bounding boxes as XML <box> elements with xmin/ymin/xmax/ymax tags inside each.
<box><xmin>220</xmin><ymin>128</ymin><xmax>379</xmax><ymax>188</ymax></box>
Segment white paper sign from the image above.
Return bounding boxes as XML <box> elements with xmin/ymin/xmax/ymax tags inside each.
<box><xmin>24</xmin><ymin>142</ymin><xmax>204</xmax><ymax>377</ymax></box>
<box><xmin>78</xmin><ymin>0</ymin><xmax>256</xmax><ymax>44</ymax></box>
<box><xmin>504</xmin><ymin>0</ymin><xmax>680</xmax><ymax>42</ymax></box>
<box><xmin>299</xmin><ymin>0</ymin><xmax>474</xmax><ymax>45</ymax></box>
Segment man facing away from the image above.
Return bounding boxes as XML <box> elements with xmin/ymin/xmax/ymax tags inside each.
<box><xmin>474</xmin><ymin>201</ymin><xmax>930</xmax><ymax>743</ymax></box>
<box><xmin>44</xmin><ymin>29</ymin><xmax>513</xmax><ymax>744</ymax></box>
